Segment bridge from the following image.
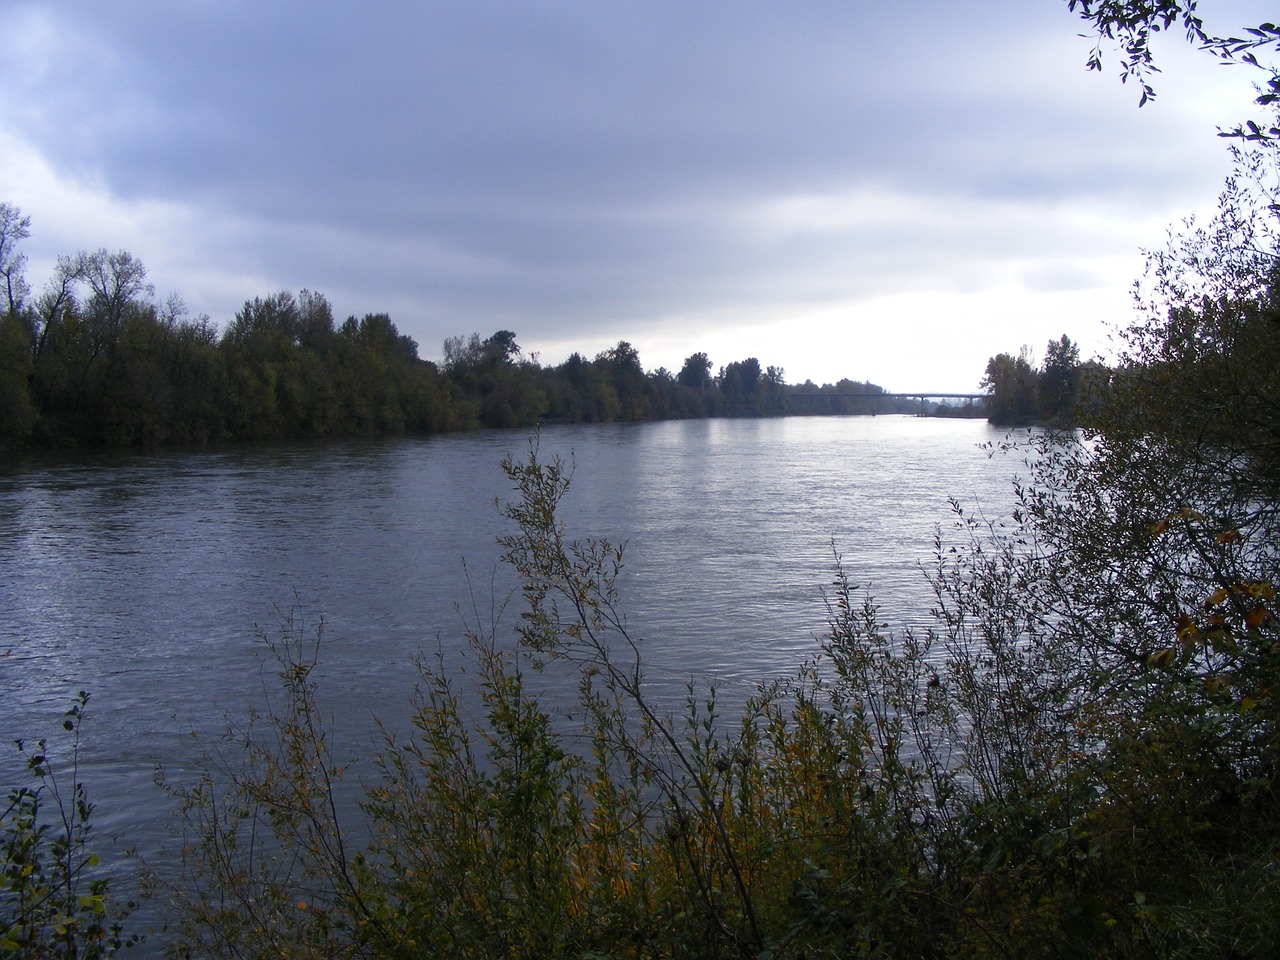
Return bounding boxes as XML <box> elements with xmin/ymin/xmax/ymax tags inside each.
<box><xmin>786</xmin><ymin>391</ymin><xmax>987</xmax><ymax>415</ymax></box>
<box><xmin>869</xmin><ymin>393</ymin><xmax>986</xmax><ymax>400</ymax></box>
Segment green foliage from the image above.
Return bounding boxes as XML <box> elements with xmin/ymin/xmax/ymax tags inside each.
<box><xmin>0</xmin><ymin>312</ymin><xmax>37</xmax><ymax>441</ymax></box>
<box><xmin>1</xmin><ymin>693</ymin><xmax>140</xmax><ymax>958</ymax></box>
<box><xmin>948</xmin><ymin>125</ymin><xmax>1280</xmax><ymax>954</ymax></box>
<box><xmin>980</xmin><ymin>336</ymin><xmax>1093</xmax><ymax>426</ymax></box>
<box><xmin>0</xmin><ymin>233</ymin><xmax>459</xmax><ymax>447</ymax></box>
<box><xmin>715</xmin><ymin>357</ymin><xmax>791</xmax><ymax>417</ymax></box>
<box><xmin>981</xmin><ymin>347</ymin><xmax>1040</xmax><ymax>424</ymax></box>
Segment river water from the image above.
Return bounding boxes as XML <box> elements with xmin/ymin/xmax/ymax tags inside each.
<box><xmin>0</xmin><ymin>415</ymin><xmax>1024</xmax><ymax>930</ymax></box>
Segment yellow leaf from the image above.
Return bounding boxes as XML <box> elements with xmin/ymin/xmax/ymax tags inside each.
<box><xmin>1148</xmin><ymin>647</ymin><xmax>1178</xmax><ymax>669</ymax></box>
<box><xmin>1205</xmin><ymin>588</ymin><xmax>1230</xmax><ymax>608</ymax></box>
<box><xmin>1202</xmin><ymin>675</ymin><xmax>1228</xmax><ymax>696</ymax></box>
<box><xmin>1174</xmin><ymin>613</ymin><xmax>1200</xmax><ymax>647</ymax></box>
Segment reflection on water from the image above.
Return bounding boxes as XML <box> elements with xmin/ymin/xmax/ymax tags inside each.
<box><xmin>0</xmin><ymin>416</ymin><xmax>1024</xmax><ymax>930</ymax></box>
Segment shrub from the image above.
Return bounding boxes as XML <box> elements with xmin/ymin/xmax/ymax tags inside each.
<box><xmin>1</xmin><ymin>692</ymin><xmax>140</xmax><ymax>958</ymax></box>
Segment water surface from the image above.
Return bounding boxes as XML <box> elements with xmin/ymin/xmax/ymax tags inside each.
<box><xmin>0</xmin><ymin>416</ymin><xmax>1024</xmax><ymax>902</ymax></box>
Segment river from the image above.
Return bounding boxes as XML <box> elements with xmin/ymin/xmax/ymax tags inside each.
<box><xmin>0</xmin><ymin>415</ymin><xmax>1026</xmax><ymax>937</ymax></box>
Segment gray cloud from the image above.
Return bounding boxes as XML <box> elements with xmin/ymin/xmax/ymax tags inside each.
<box><xmin>0</xmin><ymin>0</ymin><xmax>1267</xmax><ymax>387</ymax></box>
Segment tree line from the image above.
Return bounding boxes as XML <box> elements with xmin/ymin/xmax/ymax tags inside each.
<box><xmin>0</xmin><ymin>207</ymin><xmax>936</xmax><ymax>450</ymax></box>
<box><xmin>0</xmin><ymin>223</ymin><xmax>462</xmax><ymax>447</ymax></box>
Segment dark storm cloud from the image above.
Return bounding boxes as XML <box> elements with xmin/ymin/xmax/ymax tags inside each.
<box><xmin>0</xmin><ymin>0</ymin><xmax>1268</xmax><ymax>384</ymax></box>
<box><xmin>14</xmin><ymin>1</ymin><xmax>1162</xmax><ymax>206</ymax></box>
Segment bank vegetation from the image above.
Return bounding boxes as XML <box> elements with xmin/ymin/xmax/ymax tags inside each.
<box><xmin>0</xmin><ymin>229</ymin><xmax>940</xmax><ymax>452</ymax></box>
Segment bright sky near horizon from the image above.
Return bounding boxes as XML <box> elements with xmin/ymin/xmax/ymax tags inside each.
<box><xmin>0</xmin><ymin>1</ymin><xmax>1272</xmax><ymax>392</ymax></box>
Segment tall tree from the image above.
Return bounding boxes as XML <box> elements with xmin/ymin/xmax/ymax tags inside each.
<box><xmin>484</xmin><ymin>329</ymin><xmax>521</xmax><ymax>366</ymax></box>
<box><xmin>0</xmin><ymin>203</ymin><xmax>36</xmax><ymax>443</ymax></box>
<box><xmin>981</xmin><ymin>348</ymin><xmax>1039</xmax><ymax>424</ymax></box>
<box><xmin>718</xmin><ymin>357</ymin><xmax>763</xmax><ymax>416</ymax></box>
<box><xmin>677</xmin><ymin>352</ymin><xmax>712</xmax><ymax>393</ymax></box>
<box><xmin>0</xmin><ymin>202</ymin><xmax>31</xmax><ymax>317</ymax></box>
<box><xmin>596</xmin><ymin>341</ymin><xmax>648</xmax><ymax>420</ymax></box>
<box><xmin>69</xmin><ymin>249</ymin><xmax>154</xmax><ymax>431</ymax></box>
<box><xmin>297</xmin><ymin>288</ymin><xmax>336</xmax><ymax>354</ymax></box>
<box><xmin>1040</xmin><ymin>334</ymin><xmax>1082</xmax><ymax>423</ymax></box>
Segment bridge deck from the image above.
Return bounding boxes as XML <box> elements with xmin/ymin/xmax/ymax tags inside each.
<box><xmin>804</xmin><ymin>392</ymin><xmax>985</xmax><ymax>399</ymax></box>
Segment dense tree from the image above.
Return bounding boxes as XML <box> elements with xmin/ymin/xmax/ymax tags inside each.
<box><xmin>0</xmin><ymin>204</ymin><xmax>36</xmax><ymax>438</ymax></box>
<box><xmin>0</xmin><ymin>308</ymin><xmax>36</xmax><ymax>440</ymax></box>
<box><xmin>220</xmin><ymin>291</ymin><xmax>301</xmax><ymax>439</ymax></box>
<box><xmin>26</xmin><ymin>255</ymin><xmax>84</xmax><ymax>435</ymax></box>
<box><xmin>677</xmin><ymin>351</ymin><xmax>712</xmax><ymax>392</ymax></box>
<box><xmin>0</xmin><ymin>219</ymin><xmax>463</xmax><ymax>447</ymax></box>
<box><xmin>960</xmin><ymin>130</ymin><xmax>1280</xmax><ymax>951</ymax></box>
<box><xmin>80</xmin><ymin>250</ymin><xmax>152</xmax><ymax>342</ymax></box>
<box><xmin>717</xmin><ymin>357</ymin><xmax>763</xmax><ymax>416</ymax></box>
<box><xmin>1039</xmin><ymin>333</ymin><xmax>1082</xmax><ymax>422</ymax></box>
<box><xmin>68</xmin><ymin>249</ymin><xmax>155</xmax><ymax>434</ymax></box>
<box><xmin>981</xmin><ymin>350</ymin><xmax>1032</xmax><ymax>424</ymax></box>
<box><xmin>594</xmin><ymin>340</ymin><xmax>650</xmax><ymax>420</ymax></box>
<box><xmin>162</xmin><ymin>305</ymin><xmax>226</xmax><ymax>444</ymax></box>
<box><xmin>761</xmin><ymin>364</ymin><xmax>788</xmax><ymax>415</ymax></box>
<box><xmin>484</xmin><ymin>329</ymin><xmax>520</xmax><ymax>366</ymax></box>
<box><xmin>296</xmin><ymin>288</ymin><xmax>337</xmax><ymax>354</ymax></box>
<box><xmin>980</xmin><ymin>337</ymin><xmax>1089</xmax><ymax>425</ymax></box>
<box><xmin>541</xmin><ymin>351</ymin><xmax>618</xmax><ymax>423</ymax></box>
<box><xmin>443</xmin><ymin>329</ymin><xmax>547</xmax><ymax>429</ymax></box>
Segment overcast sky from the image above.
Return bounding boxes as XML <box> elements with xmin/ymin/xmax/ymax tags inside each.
<box><xmin>0</xmin><ymin>1</ymin><xmax>1270</xmax><ymax>390</ymax></box>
